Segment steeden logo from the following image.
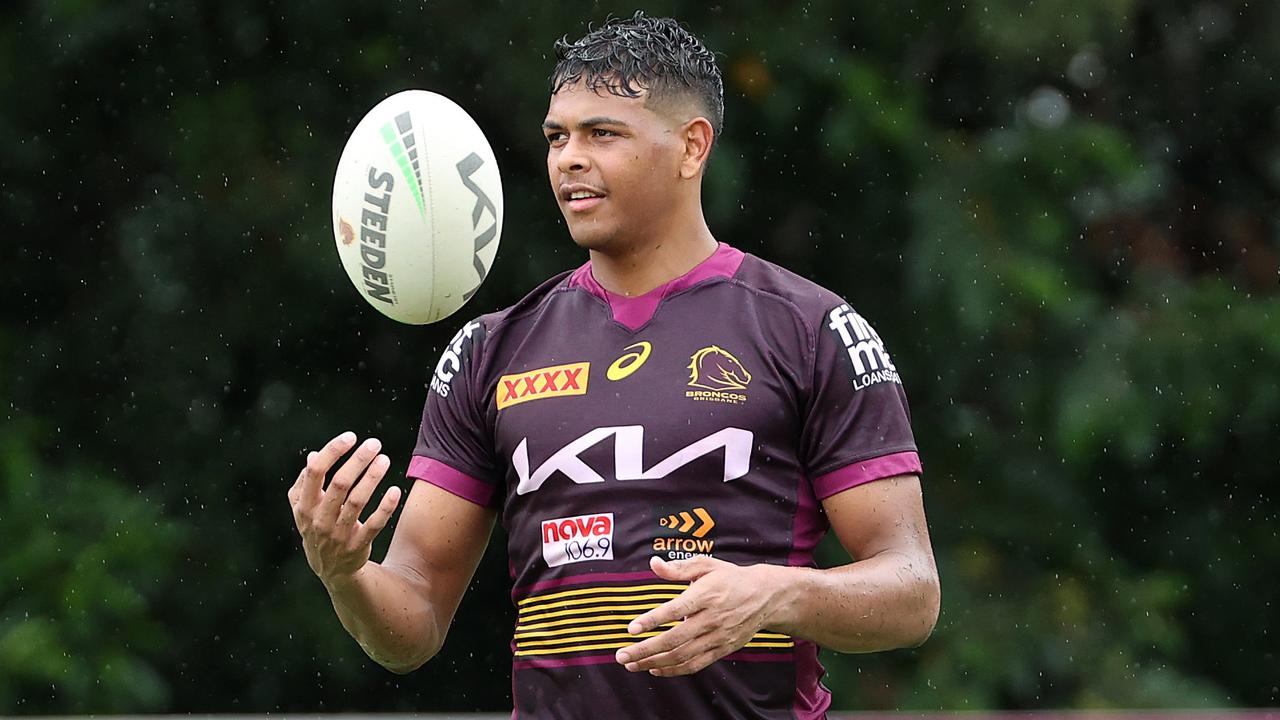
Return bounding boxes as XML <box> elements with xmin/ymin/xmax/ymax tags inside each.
<box><xmin>686</xmin><ymin>345</ymin><xmax>752</xmax><ymax>405</ymax></box>
<box><xmin>607</xmin><ymin>341</ymin><xmax>652</xmax><ymax>381</ymax></box>
<box><xmin>497</xmin><ymin>362</ymin><xmax>589</xmax><ymax>410</ymax></box>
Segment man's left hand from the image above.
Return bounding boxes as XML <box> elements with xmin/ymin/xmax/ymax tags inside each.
<box><xmin>615</xmin><ymin>555</ymin><xmax>788</xmax><ymax>677</ymax></box>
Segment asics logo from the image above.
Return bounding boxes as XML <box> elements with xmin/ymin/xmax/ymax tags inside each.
<box><xmin>607</xmin><ymin>342</ymin><xmax>652</xmax><ymax>381</ymax></box>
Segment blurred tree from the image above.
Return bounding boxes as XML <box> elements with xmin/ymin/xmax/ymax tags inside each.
<box><xmin>0</xmin><ymin>0</ymin><xmax>1275</xmax><ymax>713</ymax></box>
<box><xmin>0</xmin><ymin>422</ymin><xmax>183</xmax><ymax>711</ymax></box>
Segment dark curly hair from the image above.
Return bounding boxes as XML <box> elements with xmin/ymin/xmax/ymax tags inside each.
<box><xmin>550</xmin><ymin>11</ymin><xmax>724</xmax><ymax>140</ymax></box>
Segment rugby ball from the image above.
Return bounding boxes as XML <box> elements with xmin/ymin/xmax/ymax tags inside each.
<box><xmin>332</xmin><ymin>90</ymin><xmax>503</xmax><ymax>324</ymax></box>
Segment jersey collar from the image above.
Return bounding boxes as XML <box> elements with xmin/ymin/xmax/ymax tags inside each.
<box><xmin>567</xmin><ymin>242</ymin><xmax>745</xmax><ymax>331</ymax></box>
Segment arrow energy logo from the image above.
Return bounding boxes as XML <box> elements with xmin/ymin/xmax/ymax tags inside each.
<box><xmin>653</xmin><ymin>506</ymin><xmax>717</xmax><ymax>559</ymax></box>
<box><xmin>658</xmin><ymin>507</ymin><xmax>715</xmax><ymax>538</ymax></box>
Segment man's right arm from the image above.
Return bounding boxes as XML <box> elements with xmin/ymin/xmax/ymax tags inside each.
<box><xmin>289</xmin><ymin>432</ymin><xmax>496</xmax><ymax>674</ymax></box>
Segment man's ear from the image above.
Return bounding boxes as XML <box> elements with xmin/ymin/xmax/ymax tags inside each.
<box><xmin>679</xmin><ymin>117</ymin><xmax>715</xmax><ymax>179</ymax></box>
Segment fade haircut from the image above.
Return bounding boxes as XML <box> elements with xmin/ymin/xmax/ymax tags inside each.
<box><xmin>550</xmin><ymin>11</ymin><xmax>724</xmax><ymax>141</ymax></box>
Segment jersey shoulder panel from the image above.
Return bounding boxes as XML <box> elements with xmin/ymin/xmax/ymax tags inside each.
<box><xmin>731</xmin><ymin>252</ymin><xmax>850</xmax><ymax>329</ymax></box>
<box><xmin>477</xmin><ymin>269</ymin><xmax>575</xmax><ymax>337</ymax></box>
<box><xmin>414</xmin><ymin>269</ymin><xmax>576</xmax><ymax>503</ymax></box>
<box><xmin>733</xmin><ymin>252</ymin><xmax>920</xmax><ymax>488</ymax></box>
<box><xmin>730</xmin><ymin>252</ymin><xmax>895</xmax><ymax>366</ymax></box>
<box><xmin>466</xmin><ymin>270</ymin><xmax>575</xmax><ymax>372</ymax></box>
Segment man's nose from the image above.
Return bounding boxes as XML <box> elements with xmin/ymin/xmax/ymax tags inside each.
<box><xmin>557</xmin><ymin>134</ymin><xmax>591</xmax><ymax>174</ymax></box>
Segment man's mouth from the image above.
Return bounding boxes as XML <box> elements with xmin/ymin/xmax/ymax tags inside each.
<box><xmin>563</xmin><ymin>186</ymin><xmax>606</xmax><ymax>213</ymax></box>
<box><xmin>570</xmin><ymin>192</ymin><xmax>604</xmax><ymax>211</ymax></box>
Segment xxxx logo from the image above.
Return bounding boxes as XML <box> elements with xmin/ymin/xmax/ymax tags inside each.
<box><xmin>658</xmin><ymin>507</ymin><xmax>715</xmax><ymax>538</ymax></box>
<box><xmin>497</xmin><ymin>362</ymin><xmax>589</xmax><ymax>410</ymax></box>
<box><xmin>607</xmin><ymin>341</ymin><xmax>652</xmax><ymax>381</ymax></box>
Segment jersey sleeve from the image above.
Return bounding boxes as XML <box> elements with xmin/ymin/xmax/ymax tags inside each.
<box><xmin>799</xmin><ymin>301</ymin><xmax>923</xmax><ymax>500</ymax></box>
<box><xmin>406</xmin><ymin>317</ymin><xmax>501</xmax><ymax>507</ymax></box>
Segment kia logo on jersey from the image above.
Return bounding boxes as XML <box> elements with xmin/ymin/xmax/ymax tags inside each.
<box><xmin>513</xmin><ymin>425</ymin><xmax>754</xmax><ymax>495</ymax></box>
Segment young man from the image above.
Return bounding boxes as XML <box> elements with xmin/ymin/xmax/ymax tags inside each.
<box><xmin>289</xmin><ymin>12</ymin><xmax>939</xmax><ymax>719</ymax></box>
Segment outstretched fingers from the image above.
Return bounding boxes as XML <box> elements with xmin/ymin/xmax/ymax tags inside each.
<box><xmin>336</xmin><ymin>453</ymin><xmax>391</xmax><ymax>528</ymax></box>
<box><xmin>356</xmin><ymin>485</ymin><xmax>403</xmax><ymax>547</ymax></box>
<box><xmin>319</xmin><ymin>436</ymin><xmax>382</xmax><ymax>526</ymax></box>
<box><xmin>299</xmin><ymin>431</ymin><xmax>358</xmax><ymax>507</ymax></box>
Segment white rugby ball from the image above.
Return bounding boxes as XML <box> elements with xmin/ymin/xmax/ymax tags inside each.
<box><xmin>332</xmin><ymin>90</ymin><xmax>503</xmax><ymax>324</ymax></box>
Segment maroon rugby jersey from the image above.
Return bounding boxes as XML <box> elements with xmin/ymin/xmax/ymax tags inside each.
<box><xmin>409</xmin><ymin>242</ymin><xmax>922</xmax><ymax>719</ymax></box>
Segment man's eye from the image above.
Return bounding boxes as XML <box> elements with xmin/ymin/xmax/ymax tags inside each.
<box><xmin>546</xmin><ymin>132</ymin><xmax>566</xmax><ymax>144</ymax></box>
<box><xmin>593</xmin><ymin>129</ymin><xmax>615</xmax><ymax>137</ymax></box>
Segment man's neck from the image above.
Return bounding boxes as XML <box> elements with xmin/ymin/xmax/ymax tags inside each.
<box><xmin>588</xmin><ymin>220</ymin><xmax>718</xmax><ymax>297</ymax></box>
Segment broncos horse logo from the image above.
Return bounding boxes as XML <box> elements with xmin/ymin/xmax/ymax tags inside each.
<box><xmin>687</xmin><ymin>345</ymin><xmax>753</xmax><ymax>391</ymax></box>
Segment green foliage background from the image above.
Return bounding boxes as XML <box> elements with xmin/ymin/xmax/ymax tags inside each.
<box><xmin>2</xmin><ymin>0</ymin><xmax>1276</xmax><ymax>713</ymax></box>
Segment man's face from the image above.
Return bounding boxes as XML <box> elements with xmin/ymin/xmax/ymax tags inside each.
<box><xmin>543</xmin><ymin>81</ymin><xmax>687</xmax><ymax>251</ymax></box>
